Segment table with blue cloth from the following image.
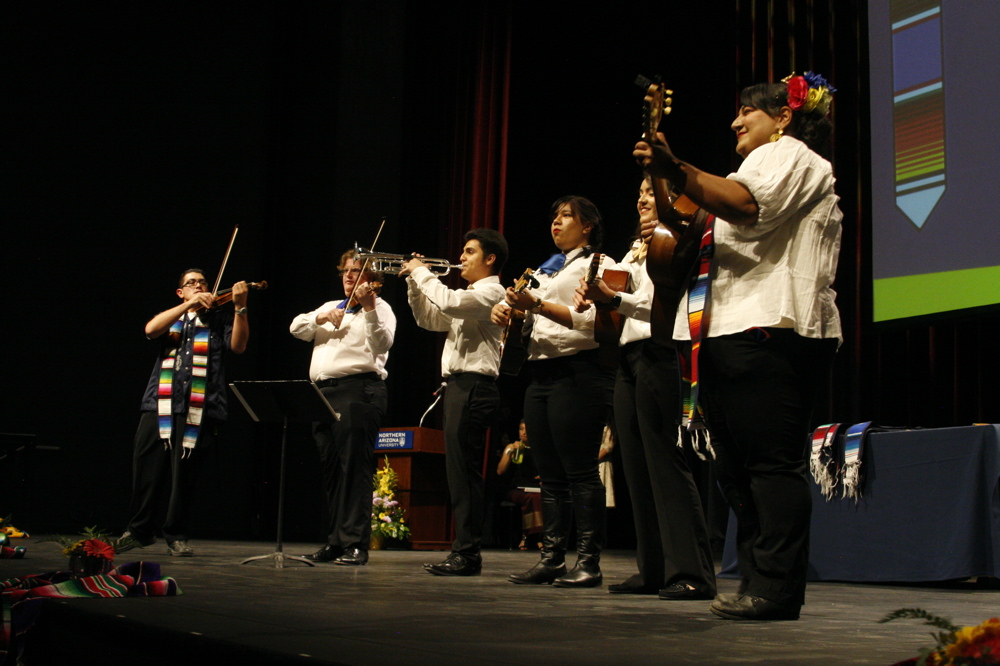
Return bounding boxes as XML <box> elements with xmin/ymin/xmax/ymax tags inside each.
<box><xmin>721</xmin><ymin>424</ymin><xmax>1000</xmax><ymax>583</ymax></box>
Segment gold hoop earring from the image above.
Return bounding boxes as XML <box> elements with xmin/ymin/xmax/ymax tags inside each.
<box><xmin>769</xmin><ymin>128</ymin><xmax>784</xmax><ymax>143</ymax></box>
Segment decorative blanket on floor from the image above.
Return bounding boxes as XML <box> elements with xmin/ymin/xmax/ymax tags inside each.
<box><xmin>1</xmin><ymin>561</ymin><xmax>181</xmax><ymax>665</ymax></box>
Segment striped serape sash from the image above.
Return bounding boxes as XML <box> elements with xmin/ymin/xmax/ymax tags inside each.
<box><xmin>680</xmin><ymin>215</ymin><xmax>716</xmax><ymax>459</ymax></box>
<box><xmin>158</xmin><ymin>314</ymin><xmax>210</xmax><ymax>457</ymax></box>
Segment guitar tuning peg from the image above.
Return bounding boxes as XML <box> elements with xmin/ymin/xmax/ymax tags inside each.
<box><xmin>664</xmin><ymin>107</ymin><xmax>672</xmax><ymax>116</ymax></box>
<box><xmin>664</xmin><ymin>96</ymin><xmax>673</xmax><ymax>106</ymax></box>
<box><xmin>665</xmin><ymin>89</ymin><xmax>674</xmax><ymax>95</ymax></box>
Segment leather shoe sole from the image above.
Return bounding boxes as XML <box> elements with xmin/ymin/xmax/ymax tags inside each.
<box><xmin>423</xmin><ymin>554</ymin><xmax>481</xmax><ymax>576</ymax></box>
<box><xmin>608</xmin><ymin>582</ymin><xmax>658</xmax><ymax>595</ymax></box>
<box><xmin>333</xmin><ymin>549</ymin><xmax>368</xmax><ymax>566</ymax></box>
<box><xmin>608</xmin><ymin>574</ymin><xmax>658</xmax><ymax>594</ymax></box>
<box><xmin>508</xmin><ymin>563</ymin><xmax>566</xmax><ymax>585</ymax></box>
<box><xmin>658</xmin><ymin>582</ymin><xmax>715</xmax><ymax>601</ymax></box>
<box><xmin>710</xmin><ymin>595</ymin><xmax>800</xmax><ymax>621</ymax></box>
<box><xmin>424</xmin><ymin>563</ymin><xmax>481</xmax><ymax>576</ymax></box>
<box><xmin>118</xmin><ymin>531</ymin><xmax>156</xmax><ymax>552</ymax></box>
<box><xmin>302</xmin><ymin>545</ymin><xmax>342</xmax><ymax>563</ymax></box>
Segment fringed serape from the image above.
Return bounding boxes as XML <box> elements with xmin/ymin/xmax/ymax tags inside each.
<box><xmin>1</xmin><ymin>561</ymin><xmax>181</xmax><ymax>663</ymax></box>
<box><xmin>158</xmin><ymin>315</ymin><xmax>209</xmax><ymax>457</ymax></box>
<box><xmin>680</xmin><ymin>215</ymin><xmax>716</xmax><ymax>459</ymax></box>
<box><xmin>810</xmin><ymin>423</ymin><xmax>842</xmax><ymax>499</ymax></box>
<box><xmin>841</xmin><ymin>421</ymin><xmax>873</xmax><ymax>500</ymax></box>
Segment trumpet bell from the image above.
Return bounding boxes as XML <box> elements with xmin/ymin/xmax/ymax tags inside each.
<box><xmin>354</xmin><ymin>245</ymin><xmax>463</xmax><ymax>276</ymax></box>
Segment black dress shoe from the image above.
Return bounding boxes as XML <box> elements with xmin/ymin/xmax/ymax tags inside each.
<box><xmin>608</xmin><ymin>574</ymin><xmax>659</xmax><ymax>595</ymax></box>
<box><xmin>333</xmin><ymin>547</ymin><xmax>368</xmax><ymax>566</ymax></box>
<box><xmin>423</xmin><ymin>553</ymin><xmax>481</xmax><ymax>576</ymax></box>
<box><xmin>658</xmin><ymin>581</ymin><xmax>716</xmax><ymax>601</ymax></box>
<box><xmin>302</xmin><ymin>544</ymin><xmax>343</xmax><ymax>563</ymax></box>
<box><xmin>710</xmin><ymin>594</ymin><xmax>801</xmax><ymax>621</ymax></box>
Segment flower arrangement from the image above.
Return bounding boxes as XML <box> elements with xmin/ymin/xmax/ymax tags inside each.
<box><xmin>882</xmin><ymin>608</ymin><xmax>1000</xmax><ymax>664</ymax></box>
<box><xmin>38</xmin><ymin>526</ymin><xmax>140</xmax><ymax>576</ymax></box>
<box><xmin>370</xmin><ymin>457</ymin><xmax>411</xmax><ymax>544</ymax></box>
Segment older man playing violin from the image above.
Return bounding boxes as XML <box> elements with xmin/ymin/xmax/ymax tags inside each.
<box><xmin>123</xmin><ymin>268</ymin><xmax>249</xmax><ymax>558</ymax></box>
<box><xmin>291</xmin><ymin>249</ymin><xmax>396</xmax><ymax>566</ymax></box>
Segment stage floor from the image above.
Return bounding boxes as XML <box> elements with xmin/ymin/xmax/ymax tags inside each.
<box><xmin>4</xmin><ymin>538</ymin><xmax>997</xmax><ymax>664</ymax></box>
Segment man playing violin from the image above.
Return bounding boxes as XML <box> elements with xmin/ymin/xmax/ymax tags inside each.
<box><xmin>123</xmin><ymin>269</ymin><xmax>249</xmax><ymax>557</ymax></box>
<box><xmin>291</xmin><ymin>249</ymin><xmax>396</xmax><ymax>566</ymax></box>
<box><xmin>400</xmin><ymin>228</ymin><xmax>508</xmax><ymax>576</ymax></box>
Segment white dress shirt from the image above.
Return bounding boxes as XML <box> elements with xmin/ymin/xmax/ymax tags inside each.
<box><xmin>406</xmin><ymin>267</ymin><xmax>506</xmax><ymax>378</ymax></box>
<box><xmin>289</xmin><ymin>298</ymin><xmax>396</xmax><ymax>381</ymax></box>
<box><xmin>608</xmin><ymin>241</ymin><xmax>654</xmax><ymax>346</ymax></box>
<box><xmin>530</xmin><ymin>247</ymin><xmax>617</xmax><ymax>360</ymax></box>
<box><xmin>673</xmin><ymin>136</ymin><xmax>843</xmax><ymax>343</ymax></box>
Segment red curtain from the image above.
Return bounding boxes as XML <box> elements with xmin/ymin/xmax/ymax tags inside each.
<box><xmin>441</xmin><ymin>3</ymin><xmax>512</xmax><ymax>263</ymax></box>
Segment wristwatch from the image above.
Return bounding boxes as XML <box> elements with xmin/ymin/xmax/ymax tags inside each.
<box><xmin>234</xmin><ymin>306</ymin><xmax>248</xmax><ymax>316</ymax></box>
<box><xmin>608</xmin><ymin>293</ymin><xmax>623</xmax><ymax>310</ymax></box>
<box><xmin>529</xmin><ymin>296</ymin><xmax>544</xmax><ymax>313</ymax></box>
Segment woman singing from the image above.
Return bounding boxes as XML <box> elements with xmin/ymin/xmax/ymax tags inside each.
<box><xmin>634</xmin><ymin>72</ymin><xmax>841</xmax><ymax>620</ymax></box>
<box><xmin>492</xmin><ymin>196</ymin><xmax>615</xmax><ymax>588</ymax></box>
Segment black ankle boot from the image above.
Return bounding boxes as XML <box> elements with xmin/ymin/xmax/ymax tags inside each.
<box><xmin>552</xmin><ymin>484</ymin><xmax>606</xmax><ymax>588</ymax></box>
<box><xmin>508</xmin><ymin>487</ymin><xmax>572</xmax><ymax>585</ymax></box>
<box><xmin>508</xmin><ymin>554</ymin><xmax>567</xmax><ymax>584</ymax></box>
<box><xmin>552</xmin><ymin>553</ymin><xmax>602</xmax><ymax>588</ymax></box>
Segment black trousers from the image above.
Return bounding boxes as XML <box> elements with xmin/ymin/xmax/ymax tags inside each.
<box><xmin>442</xmin><ymin>372</ymin><xmax>499</xmax><ymax>559</ymax></box>
<box><xmin>128</xmin><ymin>411</ymin><xmax>221</xmax><ymax>543</ymax></box>
<box><xmin>523</xmin><ymin>351</ymin><xmax>613</xmax><ymax>519</ymax></box>
<box><xmin>700</xmin><ymin>328</ymin><xmax>837</xmax><ymax>607</ymax></box>
<box><xmin>614</xmin><ymin>339</ymin><xmax>716</xmax><ymax>592</ymax></box>
<box><xmin>314</xmin><ymin>375</ymin><xmax>387</xmax><ymax>551</ymax></box>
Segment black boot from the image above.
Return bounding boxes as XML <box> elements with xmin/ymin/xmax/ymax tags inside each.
<box><xmin>553</xmin><ymin>485</ymin><xmax>606</xmax><ymax>588</ymax></box>
<box><xmin>509</xmin><ymin>489</ymin><xmax>572</xmax><ymax>585</ymax></box>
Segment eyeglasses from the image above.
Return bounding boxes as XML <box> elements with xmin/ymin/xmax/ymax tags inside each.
<box><xmin>339</xmin><ymin>268</ymin><xmax>363</xmax><ymax>276</ymax></box>
<box><xmin>182</xmin><ymin>278</ymin><xmax>209</xmax><ymax>288</ymax></box>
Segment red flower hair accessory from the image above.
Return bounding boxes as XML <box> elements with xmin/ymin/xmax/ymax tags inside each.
<box><xmin>783</xmin><ymin>74</ymin><xmax>809</xmax><ymax>111</ymax></box>
<box><xmin>781</xmin><ymin>71</ymin><xmax>836</xmax><ymax>115</ymax></box>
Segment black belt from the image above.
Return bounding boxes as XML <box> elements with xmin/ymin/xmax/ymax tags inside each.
<box><xmin>315</xmin><ymin>372</ymin><xmax>380</xmax><ymax>388</ymax></box>
<box><xmin>447</xmin><ymin>372</ymin><xmax>495</xmax><ymax>383</ymax></box>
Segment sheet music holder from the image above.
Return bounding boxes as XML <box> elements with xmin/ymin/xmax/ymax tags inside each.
<box><xmin>229</xmin><ymin>380</ymin><xmax>339</xmax><ymax>569</ymax></box>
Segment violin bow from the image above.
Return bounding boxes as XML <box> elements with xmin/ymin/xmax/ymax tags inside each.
<box><xmin>212</xmin><ymin>224</ymin><xmax>240</xmax><ymax>297</ymax></box>
<box><xmin>346</xmin><ymin>217</ymin><xmax>386</xmax><ymax>303</ymax></box>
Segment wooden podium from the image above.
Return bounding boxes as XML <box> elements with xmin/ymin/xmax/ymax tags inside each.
<box><xmin>376</xmin><ymin>427</ymin><xmax>452</xmax><ymax>550</ymax></box>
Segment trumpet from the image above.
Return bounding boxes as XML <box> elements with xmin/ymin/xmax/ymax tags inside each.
<box><xmin>354</xmin><ymin>244</ymin><xmax>463</xmax><ymax>276</ymax></box>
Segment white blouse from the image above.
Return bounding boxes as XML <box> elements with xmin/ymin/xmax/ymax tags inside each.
<box><xmin>673</xmin><ymin>136</ymin><xmax>843</xmax><ymax>343</ymax></box>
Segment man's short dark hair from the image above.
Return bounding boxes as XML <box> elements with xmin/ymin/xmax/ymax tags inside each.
<box><xmin>178</xmin><ymin>268</ymin><xmax>208</xmax><ymax>287</ymax></box>
<box><xmin>464</xmin><ymin>228</ymin><xmax>508</xmax><ymax>274</ymax></box>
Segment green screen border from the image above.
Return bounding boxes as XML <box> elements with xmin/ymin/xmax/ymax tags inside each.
<box><xmin>873</xmin><ymin>266</ymin><xmax>1000</xmax><ymax>322</ymax></box>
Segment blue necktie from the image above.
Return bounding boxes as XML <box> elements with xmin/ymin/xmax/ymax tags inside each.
<box><xmin>536</xmin><ymin>253</ymin><xmax>566</xmax><ymax>276</ymax></box>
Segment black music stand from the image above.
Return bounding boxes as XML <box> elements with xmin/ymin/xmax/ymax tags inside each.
<box><xmin>230</xmin><ymin>380</ymin><xmax>339</xmax><ymax>568</ymax></box>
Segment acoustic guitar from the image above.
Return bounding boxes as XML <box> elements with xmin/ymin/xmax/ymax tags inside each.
<box><xmin>582</xmin><ymin>253</ymin><xmax>629</xmax><ymax>345</ymax></box>
<box><xmin>498</xmin><ymin>267</ymin><xmax>539</xmax><ymax>376</ymax></box>
<box><xmin>635</xmin><ymin>75</ymin><xmax>710</xmax><ymax>341</ymax></box>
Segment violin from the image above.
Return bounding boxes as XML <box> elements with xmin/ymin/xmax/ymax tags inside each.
<box><xmin>195</xmin><ymin>281</ymin><xmax>268</xmax><ymax>314</ymax></box>
<box><xmin>344</xmin><ymin>280</ymin><xmax>382</xmax><ymax>312</ymax></box>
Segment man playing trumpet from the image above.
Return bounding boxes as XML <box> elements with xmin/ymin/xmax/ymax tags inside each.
<box><xmin>400</xmin><ymin>228</ymin><xmax>509</xmax><ymax>576</ymax></box>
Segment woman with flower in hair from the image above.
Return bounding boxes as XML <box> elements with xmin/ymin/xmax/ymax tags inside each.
<box><xmin>634</xmin><ymin>72</ymin><xmax>842</xmax><ymax>621</ymax></box>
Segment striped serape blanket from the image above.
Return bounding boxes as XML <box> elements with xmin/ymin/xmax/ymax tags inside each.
<box><xmin>1</xmin><ymin>561</ymin><xmax>181</xmax><ymax>664</ymax></box>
